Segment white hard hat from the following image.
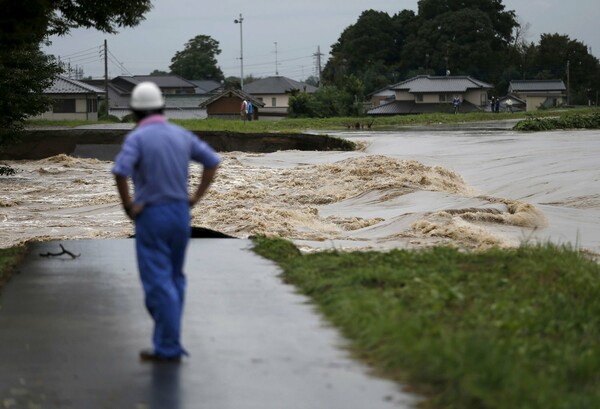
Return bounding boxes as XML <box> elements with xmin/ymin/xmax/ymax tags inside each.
<box><xmin>130</xmin><ymin>81</ymin><xmax>165</xmax><ymax>110</ymax></box>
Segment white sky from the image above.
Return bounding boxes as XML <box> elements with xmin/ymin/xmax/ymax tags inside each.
<box><xmin>42</xmin><ymin>0</ymin><xmax>600</xmax><ymax>81</ymax></box>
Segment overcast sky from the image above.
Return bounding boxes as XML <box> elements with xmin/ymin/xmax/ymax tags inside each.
<box><xmin>42</xmin><ymin>0</ymin><xmax>600</xmax><ymax>81</ymax></box>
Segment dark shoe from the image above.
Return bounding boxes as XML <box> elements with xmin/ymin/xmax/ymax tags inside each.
<box><xmin>139</xmin><ymin>349</ymin><xmax>182</xmax><ymax>363</ymax></box>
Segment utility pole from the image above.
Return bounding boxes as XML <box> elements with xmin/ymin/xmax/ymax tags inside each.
<box><xmin>274</xmin><ymin>42</ymin><xmax>279</xmax><ymax>76</ymax></box>
<box><xmin>567</xmin><ymin>60</ymin><xmax>571</xmax><ymax>105</ymax></box>
<box><xmin>234</xmin><ymin>14</ymin><xmax>244</xmax><ymax>89</ymax></box>
<box><xmin>104</xmin><ymin>39</ymin><xmax>110</xmax><ymax>118</ymax></box>
<box><xmin>313</xmin><ymin>46</ymin><xmax>324</xmax><ymax>85</ymax></box>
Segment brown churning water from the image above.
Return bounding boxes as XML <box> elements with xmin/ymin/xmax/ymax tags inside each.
<box><xmin>1</xmin><ymin>129</ymin><xmax>599</xmax><ymax>255</ymax></box>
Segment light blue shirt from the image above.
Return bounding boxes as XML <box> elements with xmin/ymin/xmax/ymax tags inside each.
<box><xmin>112</xmin><ymin>115</ymin><xmax>221</xmax><ymax>206</ymax></box>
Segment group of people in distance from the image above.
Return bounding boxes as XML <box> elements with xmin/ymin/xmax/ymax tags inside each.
<box><xmin>240</xmin><ymin>99</ymin><xmax>253</xmax><ymax>121</ymax></box>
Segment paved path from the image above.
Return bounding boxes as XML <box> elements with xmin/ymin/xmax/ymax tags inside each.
<box><xmin>0</xmin><ymin>239</ymin><xmax>417</xmax><ymax>409</ymax></box>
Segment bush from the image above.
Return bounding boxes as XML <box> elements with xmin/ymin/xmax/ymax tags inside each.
<box><xmin>514</xmin><ymin>112</ymin><xmax>600</xmax><ymax>131</ymax></box>
<box><xmin>288</xmin><ymin>93</ymin><xmax>317</xmax><ymax>118</ymax></box>
<box><xmin>120</xmin><ymin>113</ymin><xmax>135</xmax><ymax>123</ymax></box>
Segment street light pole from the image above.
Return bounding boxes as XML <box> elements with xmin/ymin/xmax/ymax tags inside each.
<box><xmin>234</xmin><ymin>14</ymin><xmax>244</xmax><ymax>89</ymax></box>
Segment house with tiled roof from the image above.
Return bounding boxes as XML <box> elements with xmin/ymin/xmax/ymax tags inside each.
<box><xmin>508</xmin><ymin>80</ymin><xmax>566</xmax><ymax>111</ymax></box>
<box><xmin>243</xmin><ymin>76</ymin><xmax>317</xmax><ymax>118</ymax></box>
<box><xmin>368</xmin><ymin>75</ymin><xmax>492</xmax><ymax>116</ymax></box>
<box><xmin>36</xmin><ymin>76</ymin><xmax>105</xmax><ymax>121</ymax></box>
<box><xmin>199</xmin><ymin>89</ymin><xmax>264</xmax><ymax>120</ymax></box>
<box><xmin>189</xmin><ymin>80</ymin><xmax>223</xmax><ymax>95</ymax></box>
<box><xmin>83</xmin><ymin>75</ymin><xmax>210</xmax><ymax>119</ymax></box>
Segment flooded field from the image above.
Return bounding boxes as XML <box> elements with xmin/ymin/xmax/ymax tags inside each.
<box><xmin>1</xmin><ymin>127</ymin><xmax>599</xmax><ymax>254</ymax></box>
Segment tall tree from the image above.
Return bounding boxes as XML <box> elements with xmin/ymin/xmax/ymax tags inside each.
<box><xmin>169</xmin><ymin>35</ymin><xmax>224</xmax><ymax>81</ymax></box>
<box><xmin>0</xmin><ymin>0</ymin><xmax>153</xmax><ymax>140</ymax></box>
<box><xmin>401</xmin><ymin>0</ymin><xmax>518</xmax><ymax>81</ymax></box>
<box><xmin>532</xmin><ymin>34</ymin><xmax>600</xmax><ymax>104</ymax></box>
<box><xmin>322</xmin><ymin>9</ymin><xmax>415</xmax><ymax>92</ymax></box>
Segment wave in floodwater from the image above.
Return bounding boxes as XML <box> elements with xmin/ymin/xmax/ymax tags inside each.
<box><xmin>1</xmin><ymin>153</ymin><xmax>546</xmax><ymax>251</ymax></box>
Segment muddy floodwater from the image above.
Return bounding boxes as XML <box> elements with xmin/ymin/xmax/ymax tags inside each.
<box><xmin>1</xmin><ymin>126</ymin><xmax>599</xmax><ymax>255</ymax></box>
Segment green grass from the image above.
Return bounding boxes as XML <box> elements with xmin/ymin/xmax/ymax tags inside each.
<box><xmin>24</xmin><ymin>119</ymin><xmax>121</xmax><ymax>128</ymax></box>
<box><xmin>253</xmin><ymin>237</ymin><xmax>600</xmax><ymax>409</ymax></box>
<box><xmin>172</xmin><ymin>109</ymin><xmax>593</xmax><ymax>132</ymax></box>
<box><xmin>0</xmin><ymin>246</ymin><xmax>27</xmax><ymax>294</ymax></box>
<box><xmin>25</xmin><ymin>107</ymin><xmax>599</xmax><ymax>133</ymax></box>
<box><xmin>514</xmin><ymin>111</ymin><xmax>600</xmax><ymax>131</ymax></box>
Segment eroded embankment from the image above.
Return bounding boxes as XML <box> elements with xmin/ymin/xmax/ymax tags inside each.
<box><xmin>0</xmin><ymin>129</ymin><xmax>354</xmax><ymax>160</ymax></box>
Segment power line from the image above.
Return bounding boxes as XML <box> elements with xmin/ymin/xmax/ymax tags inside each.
<box><xmin>108</xmin><ymin>49</ymin><xmax>133</xmax><ymax>76</ymax></box>
<box><xmin>57</xmin><ymin>45</ymin><xmax>102</xmax><ymax>59</ymax></box>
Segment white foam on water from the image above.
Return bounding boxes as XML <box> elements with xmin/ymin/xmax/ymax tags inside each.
<box><xmin>1</xmin><ymin>128</ymin><xmax>599</xmax><ymax>255</ymax></box>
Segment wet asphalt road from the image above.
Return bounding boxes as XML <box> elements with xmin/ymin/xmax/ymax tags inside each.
<box><xmin>0</xmin><ymin>239</ymin><xmax>416</xmax><ymax>409</ymax></box>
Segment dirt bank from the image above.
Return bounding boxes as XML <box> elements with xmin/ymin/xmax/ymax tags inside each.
<box><xmin>1</xmin><ymin>129</ymin><xmax>355</xmax><ymax>160</ymax></box>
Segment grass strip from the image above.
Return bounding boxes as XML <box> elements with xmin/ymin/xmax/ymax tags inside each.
<box><xmin>0</xmin><ymin>246</ymin><xmax>27</xmax><ymax>294</ymax></box>
<box><xmin>253</xmin><ymin>237</ymin><xmax>600</xmax><ymax>409</ymax></box>
<box><xmin>514</xmin><ymin>112</ymin><xmax>600</xmax><ymax>131</ymax></box>
<box><xmin>25</xmin><ymin>107</ymin><xmax>599</xmax><ymax>132</ymax></box>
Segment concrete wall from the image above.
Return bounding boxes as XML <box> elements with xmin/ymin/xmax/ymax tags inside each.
<box><xmin>34</xmin><ymin>94</ymin><xmax>99</xmax><ymax>121</ymax></box>
<box><xmin>110</xmin><ymin>108</ymin><xmax>207</xmax><ymax>120</ymax></box>
<box><xmin>37</xmin><ymin>111</ymin><xmax>99</xmax><ymax>121</ymax></box>
<box><xmin>248</xmin><ymin>94</ymin><xmax>292</xmax><ymax>118</ymax></box>
<box><xmin>393</xmin><ymin>89</ymin><xmax>488</xmax><ymax>107</ymax></box>
<box><xmin>464</xmin><ymin>90</ymin><xmax>487</xmax><ymax>107</ymax></box>
<box><xmin>394</xmin><ymin>90</ymin><xmax>413</xmax><ymax>101</ymax></box>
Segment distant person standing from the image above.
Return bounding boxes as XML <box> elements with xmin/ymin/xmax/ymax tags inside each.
<box><xmin>246</xmin><ymin>100</ymin><xmax>253</xmax><ymax>121</ymax></box>
<box><xmin>452</xmin><ymin>96</ymin><xmax>461</xmax><ymax>114</ymax></box>
<box><xmin>495</xmin><ymin>98</ymin><xmax>500</xmax><ymax>113</ymax></box>
<box><xmin>112</xmin><ymin>82</ymin><xmax>221</xmax><ymax>363</ymax></box>
<box><xmin>240</xmin><ymin>99</ymin><xmax>247</xmax><ymax>121</ymax></box>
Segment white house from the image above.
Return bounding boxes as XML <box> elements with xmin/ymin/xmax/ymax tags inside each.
<box><xmin>243</xmin><ymin>76</ymin><xmax>317</xmax><ymax>119</ymax></box>
<box><xmin>368</xmin><ymin>75</ymin><xmax>492</xmax><ymax>116</ymax></box>
<box><xmin>508</xmin><ymin>80</ymin><xmax>567</xmax><ymax>111</ymax></box>
<box><xmin>37</xmin><ymin>76</ymin><xmax>104</xmax><ymax>121</ymax></box>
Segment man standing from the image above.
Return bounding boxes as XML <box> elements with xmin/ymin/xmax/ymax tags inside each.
<box><xmin>246</xmin><ymin>100</ymin><xmax>253</xmax><ymax>121</ymax></box>
<box><xmin>452</xmin><ymin>96</ymin><xmax>460</xmax><ymax>114</ymax></box>
<box><xmin>240</xmin><ymin>99</ymin><xmax>247</xmax><ymax>121</ymax></box>
<box><xmin>113</xmin><ymin>82</ymin><xmax>220</xmax><ymax>362</ymax></box>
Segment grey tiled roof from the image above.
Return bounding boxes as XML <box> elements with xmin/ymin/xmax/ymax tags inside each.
<box><xmin>368</xmin><ymin>100</ymin><xmax>480</xmax><ymax>115</ymax></box>
<box><xmin>243</xmin><ymin>76</ymin><xmax>317</xmax><ymax>94</ymax></box>
<box><xmin>509</xmin><ymin>80</ymin><xmax>566</xmax><ymax>92</ymax></box>
<box><xmin>199</xmin><ymin>89</ymin><xmax>265</xmax><ymax>108</ymax></box>
<box><xmin>190</xmin><ymin>80</ymin><xmax>223</xmax><ymax>94</ymax></box>
<box><xmin>392</xmin><ymin>75</ymin><xmax>493</xmax><ymax>93</ymax></box>
<box><xmin>116</xmin><ymin>75</ymin><xmax>197</xmax><ymax>89</ymax></box>
<box><xmin>46</xmin><ymin>76</ymin><xmax>105</xmax><ymax>94</ymax></box>
<box><xmin>164</xmin><ymin>95</ymin><xmax>210</xmax><ymax>108</ymax></box>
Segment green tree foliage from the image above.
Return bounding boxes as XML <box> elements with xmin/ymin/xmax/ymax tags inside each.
<box><xmin>322</xmin><ymin>9</ymin><xmax>415</xmax><ymax>92</ymax></box>
<box><xmin>322</xmin><ymin>1</ymin><xmax>518</xmax><ymax>94</ymax></box>
<box><xmin>149</xmin><ymin>69</ymin><xmax>169</xmax><ymax>76</ymax></box>
<box><xmin>289</xmin><ymin>75</ymin><xmax>366</xmax><ymax>118</ymax></box>
<box><xmin>288</xmin><ymin>92</ymin><xmax>316</xmax><ymax>118</ymax></box>
<box><xmin>47</xmin><ymin>0</ymin><xmax>152</xmax><ymax>35</ymax></box>
<box><xmin>0</xmin><ymin>0</ymin><xmax>152</xmax><ymax>141</ymax></box>
<box><xmin>402</xmin><ymin>0</ymin><xmax>517</xmax><ymax>81</ymax></box>
<box><xmin>169</xmin><ymin>35</ymin><xmax>225</xmax><ymax>81</ymax></box>
<box><xmin>321</xmin><ymin>0</ymin><xmax>600</xmax><ymax>106</ymax></box>
<box><xmin>532</xmin><ymin>34</ymin><xmax>600</xmax><ymax>105</ymax></box>
<box><xmin>0</xmin><ymin>45</ymin><xmax>58</xmax><ymax>142</ymax></box>
<box><xmin>303</xmin><ymin>75</ymin><xmax>320</xmax><ymax>87</ymax></box>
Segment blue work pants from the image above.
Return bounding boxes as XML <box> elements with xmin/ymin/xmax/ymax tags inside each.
<box><xmin>135</xmin><ymin>201</ymin><xmax>190</xmax><ymax>358</ymax></box>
